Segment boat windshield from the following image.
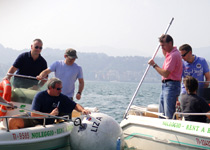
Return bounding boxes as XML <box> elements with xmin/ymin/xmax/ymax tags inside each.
<box><xmin>10</xmin><ymin>76</ymin><xmax>47</xmax><ymax>104</ymax></box>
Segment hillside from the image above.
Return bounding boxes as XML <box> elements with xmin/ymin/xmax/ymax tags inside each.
<box><xmin>1</xmin><ymin>44</ymin><xmax>209</xmax><ymax>82</ymax></box>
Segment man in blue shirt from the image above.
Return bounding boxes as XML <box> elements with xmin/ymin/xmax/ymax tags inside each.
<box><xmin>8</xmin><ymin>77</ymin><xmax>90</xmax><ymax>129</ymax></box>
<box><xmin>5</xmin><ymin>39</ymin><xmax>47</xmax><ymax>88</ymax></box>
<box><xmin>179</xmin><ymin>44</ymin><xmax>210</xmax><ymax>97</ymax></box>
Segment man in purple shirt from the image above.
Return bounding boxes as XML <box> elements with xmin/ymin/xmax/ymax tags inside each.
<box><xmin>148</xmin><ymin>34</ymin><xmax>182</xmax><ymax>119</ymax></box>
<box><xmin>179</xmin><ymin>44</ymin><xmax>210</xmax><ymax>97</ymax></box>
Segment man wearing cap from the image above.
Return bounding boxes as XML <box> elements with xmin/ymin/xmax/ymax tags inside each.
<box><xmin>179</xmin><ymin>44</ymin><xmax>210</xmax><ymax>97</ymax></box>
<box><xmin>37</xmin><ymin>48</ymin><xmax>84</xmax><ymax>100</ymax></box>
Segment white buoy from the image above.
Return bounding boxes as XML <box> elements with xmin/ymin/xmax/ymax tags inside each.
<box><xmin>70</xmin><ymin>113</ymin><xmax>124</xmax><ymax>150</ymax></box>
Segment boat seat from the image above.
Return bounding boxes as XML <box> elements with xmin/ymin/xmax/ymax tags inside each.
<box><xmin>129</xmin><ymin>104</ymin><xmax>159</xmax><ymax>118</ymax></box>
<box><xmin>129</xmin><ymin>105</ymin><xmax>146</xmax><ymax>116</ymax></box>
<box><xmin>144</xmin><ymin>104</ymin><xmax>159</xmax><ymax>118</ymax></box>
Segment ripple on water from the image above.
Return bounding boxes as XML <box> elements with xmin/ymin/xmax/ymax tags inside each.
<box><xmin>77</xmin><ymin>81</ymin><xmax>161</xmax><ymax>123</ymax></box>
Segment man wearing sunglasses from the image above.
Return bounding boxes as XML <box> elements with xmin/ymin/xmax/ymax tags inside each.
<box><xmin>179</xmin><ymin>44</ymin><xmax>210</xmax><ymax>97</ymax></box>
<box><xmin>148</xmin><ymin>34</ymin><xmax>182</xmax><ymax>119</ymax></box>
<box><xmin>37</xmin><ymin>48</ymin><xmax>84</xmax><ymax>101</ymax></box>
<box><xmin>9</xmin><ymin>78</ymin><xmax>90</xmax><ymax>129</ymax></box>
<box><xmin>5</xmin><ymin>39</ymin><xmax>47</xmax><ymax>88</ymax></box>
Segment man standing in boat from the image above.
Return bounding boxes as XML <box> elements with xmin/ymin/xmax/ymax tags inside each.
<box><xmin>8</xmin><ymin>77</ymin><xmax>90</xmax><ymax>130</ymax></box>
<box><xmin>4</xmin><ymin>39</ymin><xmax>47</xmax><ymax>89</ymax></box>
<box><xmin>179</xmin><ymin>44</ymin><xmax>210</xmax><ymax>98</ymax></box>
<box><xmin>148</xmin><ymin>34</ymin><xmax>182</xmax><ymax>119</ymax></box>
<box><xmin>37</xmin><ymin>48</ymin><xmax>84</xmax><ymax>101</ymax></box>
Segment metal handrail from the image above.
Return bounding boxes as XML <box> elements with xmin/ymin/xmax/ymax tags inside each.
<box><xmin>7</xmin><ymin>73</ymin><xmax>48</xmax><ymax>81</ymax></box>
<box><xmin>1</xmin><ymin>115</ymin><xmax>70</xmax><ymax>132</ymax></box>
<box><xmin>172</xmin><ymin>112</ymin><xmax>210</xmax><ymax>120</ymax></box>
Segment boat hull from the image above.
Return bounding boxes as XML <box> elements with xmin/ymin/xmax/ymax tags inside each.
<box><xmin>121</xmin><ymin>115</ymin><xmax>210</xmax><ymax>150</ymax></box>
<box><xmin>0</xmin><ymin>122</ymin><xmax>73</xmax><ymax>150</ymax></box>
<box><xmin>0</xmin><ymin>135</ymin><xmax>70</xmax><ymax>150</ymax></box>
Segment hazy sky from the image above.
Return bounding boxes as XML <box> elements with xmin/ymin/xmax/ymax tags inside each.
<box><xmin>0</xmin><ymin>0</ymin><xmax>210</xmax><ymax>57</ymax></box>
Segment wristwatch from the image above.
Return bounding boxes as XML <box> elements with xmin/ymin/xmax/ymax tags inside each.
<box><xmin>77</xmin><ymin>92</ymin><xmax>81</xmax><ymax>95</ymax></box>
<box><xmin>153</xmin><ymin>64</ymin><xmax>157</xmax><ymax>68</ymax></box>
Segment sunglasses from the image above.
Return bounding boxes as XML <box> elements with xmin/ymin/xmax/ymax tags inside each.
<box><xmin>55</xmin><ymin>88</ymin><xmax>62</xmax><ymax>91</ymax></box>
<box><xmin>181</xmin><ymin>50</ymin><xmax>190</xmax><ymax>57</ymax></box>
<box><xmin>67</xmin><ymin>57</ymin><xmax>75</xmax><ymax>60</ymax></box>
<box><xmin>35</xmin><ymin>46</ymin><xmax>42</xmax><ymax>50</ymax></box>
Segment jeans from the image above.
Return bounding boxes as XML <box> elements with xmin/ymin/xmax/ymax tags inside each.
<box><xmin>159</xmin><ymin>81</ymin><xmax>180</xmax><ymax>119</ymax></box>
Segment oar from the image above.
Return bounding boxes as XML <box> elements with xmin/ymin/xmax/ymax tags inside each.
<box><xmin>123</xmin><ymin>18</ymin><xmax>174</xmax><ymax>119</ymax></box>
<box><xmin>7</xmin><ymin>73</ymin><xmax>48</xmax><ymax>81</ymax></box>
<box><xmin>0</xmin><ymin>102</ymin><xmax>69</xmax><ymax>121</ymax></box>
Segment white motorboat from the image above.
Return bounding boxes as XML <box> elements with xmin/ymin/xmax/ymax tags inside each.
<box><xmin>0</xmin><ymin>76</ymin><xmax>74</xmax><ymax>150</ymax></box>
<box><xmin>121</xmin><ymin>104</ymin><xmax>210</xmax><ymax>150</ymax></box>
<box><xmin>0</xmin><ymin>75</ymin><xmax>124</xmax><ymax>150</ymax></box>
<box><xmin>120</xmin><ymin>17</ymin><xmax>210</xmax><ymax>150</ymax></box>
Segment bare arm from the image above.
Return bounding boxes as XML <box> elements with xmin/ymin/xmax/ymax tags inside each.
<box><xmin>31</xmin><ymin>108</ymin><xmax>59</xmax><ymax>117</ymax></box>
<box><xmin>148</xmin><ymin>59</ymin><xmax>170</xmax><ymax>78</ymax></box>
<box><xmin>74</xmin><ymin>104</ymin><xmax>90</xmax><ymax>115</ymax></box>
<box><xmin>5</xmin><ymin>66</ymin><xmax>18</xmax><ymax>80</ymax></box>
<box><xmin>76</xmin><ymin>78</ymin><xmax>84</xmax><ymax>100</ymax></box>
<box><xmin>36</xmin><ymin>68</ymin><xmax>51</xmax><ymax>80</ymax></box>
<box><xmin>154</xmin><ymin>65</ymin><xmax>171</xmax><ymax>78</ymax></box>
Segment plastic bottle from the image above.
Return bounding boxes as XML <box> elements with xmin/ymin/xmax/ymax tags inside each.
<box><xmin>116</xmin><ymin>137</ymin><xmax>121</xmax><ymax>150</ymax></box>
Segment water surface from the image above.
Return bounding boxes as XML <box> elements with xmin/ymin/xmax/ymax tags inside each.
<box><xmin>77</xmin><ymin>81</ymin><xmax>161</xmax><ymax>123</ymax></box>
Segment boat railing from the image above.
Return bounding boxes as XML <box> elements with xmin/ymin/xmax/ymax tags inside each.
<box><xmin>130</xmin><ymin>105</ymin><xmax>210</xmax><ymax>121</ymax></box>
<box><xmin>172</xmin><ymin>112</ymin><xmax>210</xmax><ymax>120</ymax></box>
<box><xmin>0</xmin><ymin>115</ymin><xmax>70</xmax><ymax>132</ymax></box>
<box><xmin>7</xmin><ymin>73</ymin><xmax>48</xmax><ymax>81</ymax></box>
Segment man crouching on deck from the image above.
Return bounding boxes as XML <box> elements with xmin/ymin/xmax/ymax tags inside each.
<box><xmin>148</xmin><ymin>34</ymin><xmax>182</xmax><ymax>119</ymax></box>
<box><xmin>9</xmin><ymin>77</ymin><xmax>90</xmax><ymax>130</ymax></box>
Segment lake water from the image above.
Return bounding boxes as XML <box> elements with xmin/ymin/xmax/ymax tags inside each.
<box><xmin>77</xmin><ymin>81</ymin><xmax>161</xmax><ymax>123</ymax></box>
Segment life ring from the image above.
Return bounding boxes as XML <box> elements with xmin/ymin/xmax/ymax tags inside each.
<box><xmin>0</xmin><ymin>79</ymin><xmax>12</xmax><ymax>116</ymax></box>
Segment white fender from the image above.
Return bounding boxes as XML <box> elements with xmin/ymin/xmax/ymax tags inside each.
<box><xmin>70</xmin><ymin>113</ymin><xmax>124</xmax><ymax>150</ymax></box>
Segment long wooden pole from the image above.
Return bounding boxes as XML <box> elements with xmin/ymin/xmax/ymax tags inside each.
<box><xmin>123</xmin><ymin>18</ymin><xmax>174</xmax><ymax>119</ymax></box>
